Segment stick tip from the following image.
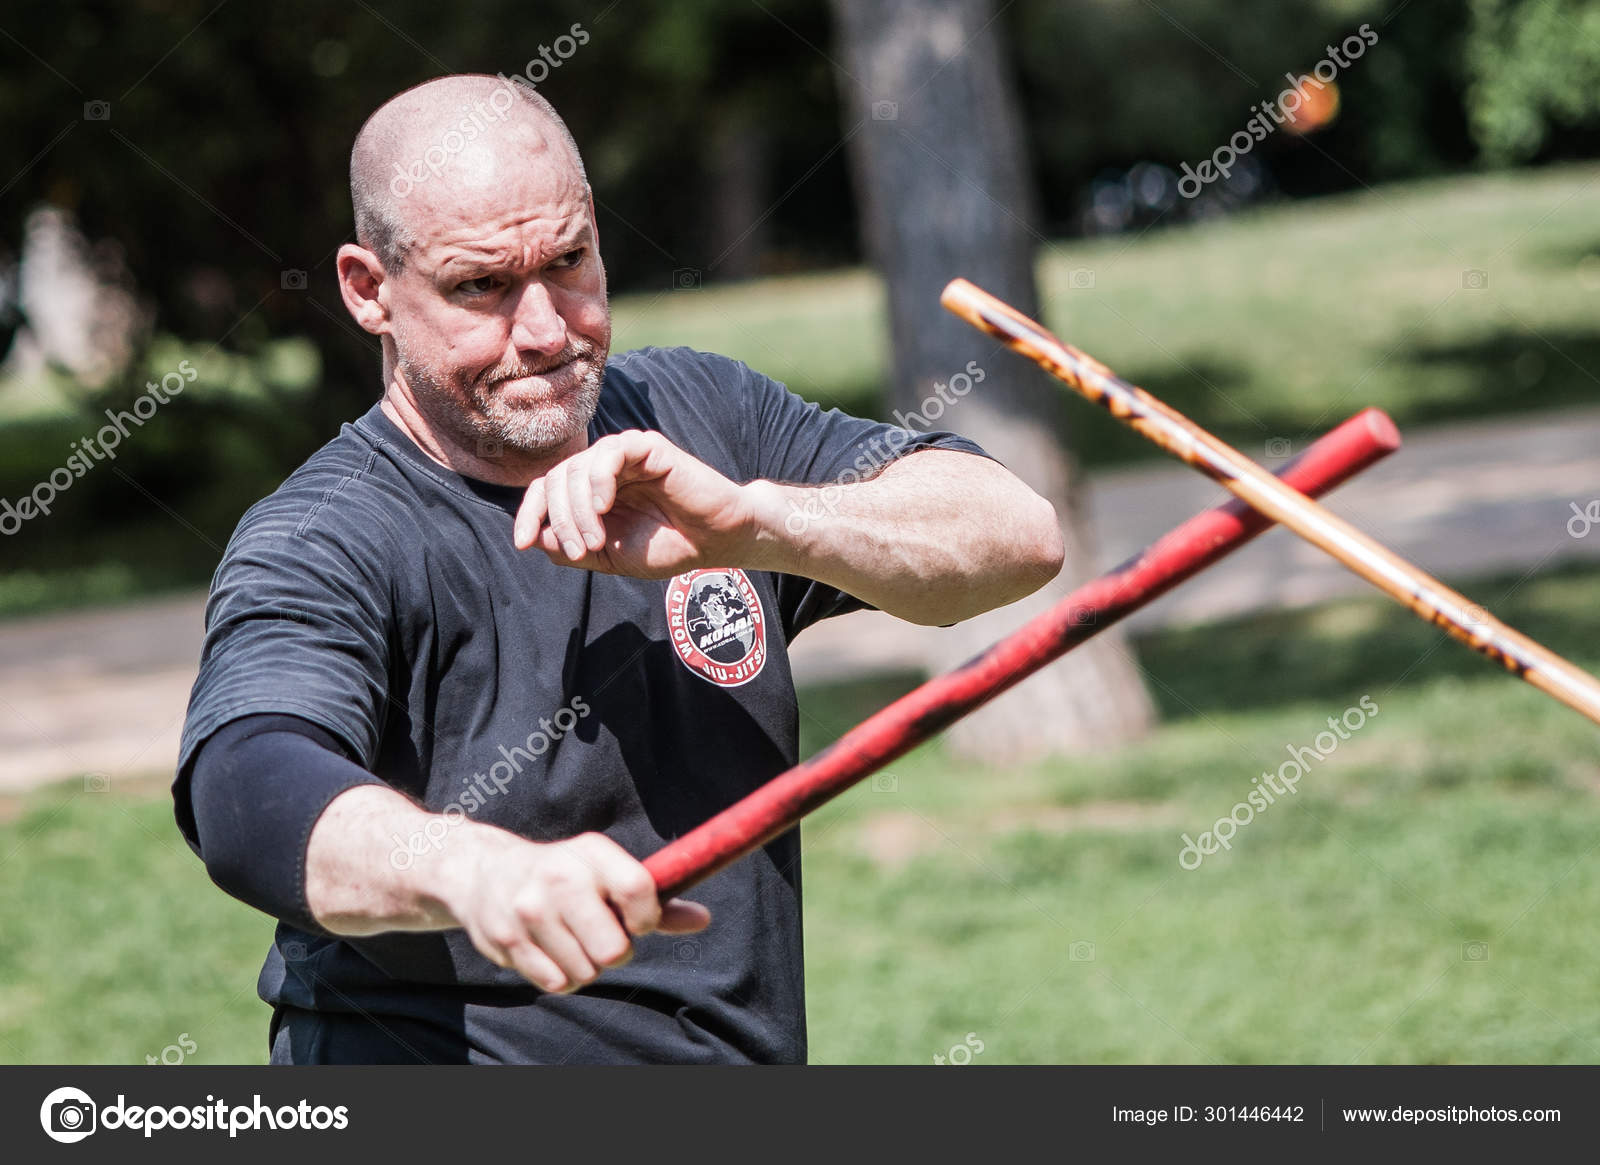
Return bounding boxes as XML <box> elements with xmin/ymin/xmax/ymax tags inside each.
<box><xmin>940</xmin><ymin>277</ymin><xmax>981</xmax><ymax>314</ymax></box>
<box><xmin>1355</xmin><ymin>407</ymin><xmax>1403</xmax><ymax>452</ymax></box>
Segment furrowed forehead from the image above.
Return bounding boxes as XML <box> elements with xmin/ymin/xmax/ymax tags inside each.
<box><xmin>406</xmin><ymin>167</ymin><xmax>590</xmax><ymax>265</ymax></box>
<box><xmin>427</xmin><ymin>211</ymin><xmax>594</xmax><ymax>274</ymax></box>
<box><xmin>385</xmin><ymin>121</ymin><xmax>588</xmax><ymax>252</ymax></box>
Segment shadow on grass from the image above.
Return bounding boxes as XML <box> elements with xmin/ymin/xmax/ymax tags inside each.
<box><xmin>1135</xmin><ymin>561</ymin><xmax>1600</xmax><ymax>719</ymax></box>
<box><xmin>798</xmin><ymin>563</ymin><xmax>1600</xmax><ymax>745</ymax></box>
<box><xmin>1391</xmin><ymin>328</ymin><xmax>1600</xmax><ymax>426</ymax></box>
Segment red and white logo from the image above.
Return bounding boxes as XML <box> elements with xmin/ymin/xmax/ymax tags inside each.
<box><xmin>665</xmin><ymin>568</ymin><xmax>767</xmax><ymax>687</ymax></box>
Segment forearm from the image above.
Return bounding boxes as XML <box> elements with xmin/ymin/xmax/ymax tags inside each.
<box><xmin>187</xmin><ymin>714</ymin><xmax>486</xmax><ymax>937</ymax></box>
<box><xmin>745</xmin><ymin>448</ymin><xmax>1065</xmax><ymax>624</ymax></box>
<box><xmin>304</xmin><ymin>784</ymin><xmax>495</xmax><ymax>936</ymax></box>
<box><xmin>214</xmin><ymin>737</ymin><xmax>705</xmax><ymax>993</ymax></box>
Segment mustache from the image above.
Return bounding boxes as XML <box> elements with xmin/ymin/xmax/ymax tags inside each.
<box><xmin>478</xmin><ymin>341</ymin><xmax>602</xmax><ymax>389</ymax></box>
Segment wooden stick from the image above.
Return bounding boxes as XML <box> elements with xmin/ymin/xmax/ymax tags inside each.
<box><xmin>941</xmin><ymin>277</ymin><xmax>1600</xmax><ymax>727</ymax></box>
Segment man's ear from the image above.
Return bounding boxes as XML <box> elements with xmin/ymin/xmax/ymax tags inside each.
<box><xmin>337</xmin><ymin>243</ymin><xmax>391</xmax><ymax>336</ymax></box>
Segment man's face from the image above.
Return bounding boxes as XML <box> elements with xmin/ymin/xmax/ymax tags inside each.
<box><xmin>382</xmin><ymin>137</ymin><xmax>611</xmax><ymax>460</ymax></box>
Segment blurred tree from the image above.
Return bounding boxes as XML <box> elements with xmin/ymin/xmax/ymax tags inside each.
<box><xmin>827</xmin><ymin>0</ymin><xmax>1154</xmax><ymax>760</ymax></box>
<box><xmin>1465</xmin><ymin>0</ymin><xmax>1600</xmax><ymax>163</ymax></box>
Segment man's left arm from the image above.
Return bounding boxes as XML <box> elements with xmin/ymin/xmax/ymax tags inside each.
<box><xmin>513</xmin><ymin>430</ymin><xmax>1064</xmax><ymax>626</ymax></box>
<box><xmin>744</xmin><ymin>447</ymin><xmax>1063</xmax><ymax>625</ymax></box>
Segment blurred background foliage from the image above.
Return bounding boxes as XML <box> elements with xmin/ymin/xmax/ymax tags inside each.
<box><xmin>2</xmin><ymin>0</ymin><xmax>1600</xmax><ymax>611</ymax></box>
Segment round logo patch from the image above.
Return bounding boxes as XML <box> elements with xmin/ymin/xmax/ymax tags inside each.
<box><xmin>665</xmin><ymin>568</ymin><xmax>768</xmax><ymax>687</ymax></box>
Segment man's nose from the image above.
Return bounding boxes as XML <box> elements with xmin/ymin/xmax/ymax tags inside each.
<box><xmin>509</xmin><ymin>282</ymin><xmax>568</xmax><ymax>355</ymax></box>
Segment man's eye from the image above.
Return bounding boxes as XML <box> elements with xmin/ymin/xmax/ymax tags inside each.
<box><xmin>457</xmin><ymin>276</ymin><xmax>502</xmax><ymax>295</ymax></box>
<box><xmin>551</xmin><ymin>248</ymin><xmax>584</xmax><ymax>270</ymax></box>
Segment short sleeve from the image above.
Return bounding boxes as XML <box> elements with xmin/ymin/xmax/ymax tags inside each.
<box><xmin>179</xmin><ymin>512</ymin><xmax>393</xmax><ymax>777</ymax></box>
<box><xmin>731</xmin><ymin>357</ymin><xmax>994</xmax><ymax>637</ymax></box>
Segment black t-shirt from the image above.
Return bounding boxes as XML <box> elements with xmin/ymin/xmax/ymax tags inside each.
<box><xmin>177</xmin><ymin>346</ymin><xmax>985</xmax><ymax>1064</ymax></box>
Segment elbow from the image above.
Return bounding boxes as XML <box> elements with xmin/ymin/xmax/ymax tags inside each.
<box><xmin>1011</xmin><ymin>493</ymin><xmax>1066</xmax><ymax>596</ymax></box>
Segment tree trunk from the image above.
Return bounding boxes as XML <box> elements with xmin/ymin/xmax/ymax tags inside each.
<box><xmin>827</xmin><ymin>0</ymin><xmax>1154</xmax><ymax>761</ymax></box>
<box><xmin>706</xmin><ymin>105</ymin><xmax>769</xmax><ymax>281</ymax></box>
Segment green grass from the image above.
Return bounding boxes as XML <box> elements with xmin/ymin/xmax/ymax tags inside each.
<box><xmin>0</xmin><ymin>776</ymin><xmax>275</xmax><ymax>1065</ymax></box>
<box><xmin>797</xmin><ymin>563</ymin><xmax>1600</xmax><ymax>1063</ymax></box>
<box><xmin>6</xmin><ymin>565</ymin><xmax>1600</xmax><ymax>1063</ymax></box>
<box><xmin>613</xmin><ymin>161</ymin><xmax>1600</xmax><ymax>466</ymax></box>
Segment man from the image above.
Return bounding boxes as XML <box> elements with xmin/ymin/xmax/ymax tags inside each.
<box><xmin>176</xmin><ymin>74</ymin><xmax>1064</xmax><ymax>1065</ymax></box>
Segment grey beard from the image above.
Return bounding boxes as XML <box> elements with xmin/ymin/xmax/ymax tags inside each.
<box><xmin>467</xmin><ymin>357</ymin><xmax>604</xmax><ymax>455</ymax></box>
<box><xmin>400</xmin><ymin>350</ymin><xmax>606</xmax><ymax>460</ymax></box>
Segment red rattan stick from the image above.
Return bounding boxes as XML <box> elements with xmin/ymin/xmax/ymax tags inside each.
<box><xmin>645</xmin><ymin>407</ymin><xmax>1400</xmax><ymax>897</ymax></box>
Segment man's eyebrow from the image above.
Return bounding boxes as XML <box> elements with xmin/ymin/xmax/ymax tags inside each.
<box><xmin>434</xmin><ymin>224</ymin><xmax>593</xmax><ymax>274</ymax></box>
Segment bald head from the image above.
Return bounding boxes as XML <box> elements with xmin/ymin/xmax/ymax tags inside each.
<box><xmin>351</xmin><ymin>74</ymin><xmax>588</xmax><ymax>271</ymax></box>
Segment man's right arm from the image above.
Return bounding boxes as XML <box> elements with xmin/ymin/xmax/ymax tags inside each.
<box><xmin>304</xmin><ymin>783</ymin><xmax>710</xmax><ymax>992</ymax></box>
<box><xmin>187</xmin><ymin>716</ymin><xmax>708</xmax><ymax>994</ymax></box>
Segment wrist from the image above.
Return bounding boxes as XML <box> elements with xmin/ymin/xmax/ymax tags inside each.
<box><xmin>738</xmin><ymin>479</ymin><xmax>811</xmax><ymax>574</ymax></box>
<box><xmin>420</xmin><ymin>819</ymin><xmax>507</xmax><ymax>928</ymax></box>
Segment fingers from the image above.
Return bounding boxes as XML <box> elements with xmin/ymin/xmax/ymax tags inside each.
<box><xmin>512</xmin><ymin>478</ymin><xmax>547</xmax><ymax>551</ymax></box>
<box><xmin>569</xmin><ymin>832</ymin><xmax>663</xmax><ymax>936</ymax></box>
<box><xmin>497</xmin><ymin>940</ymin><xmax>569</xmax><ymax>994</ymax></box>
<box><xmin>512</xmin><ymin>432</ymin><xmax>669</xmax><ymax>558</ymax></box>
<box><xmin>542</xmin><ymin>461</ymin><xmax>584</xmax><ymax>561</ymax></box>
<box><xmin>466</xmin><ymin>845</ymin><xmax>711</xmax><ymax>993</ymax></box>
<box><xmin>658</xmin><ymin>898</ymin><xmax>713</xmax><ymax>934</ymax></box>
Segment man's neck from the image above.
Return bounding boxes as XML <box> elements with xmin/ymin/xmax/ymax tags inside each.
<box><xmin>379</xmin><ymin>381</ymin><xmax>587</xmax><ymax>487</ymax></box>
